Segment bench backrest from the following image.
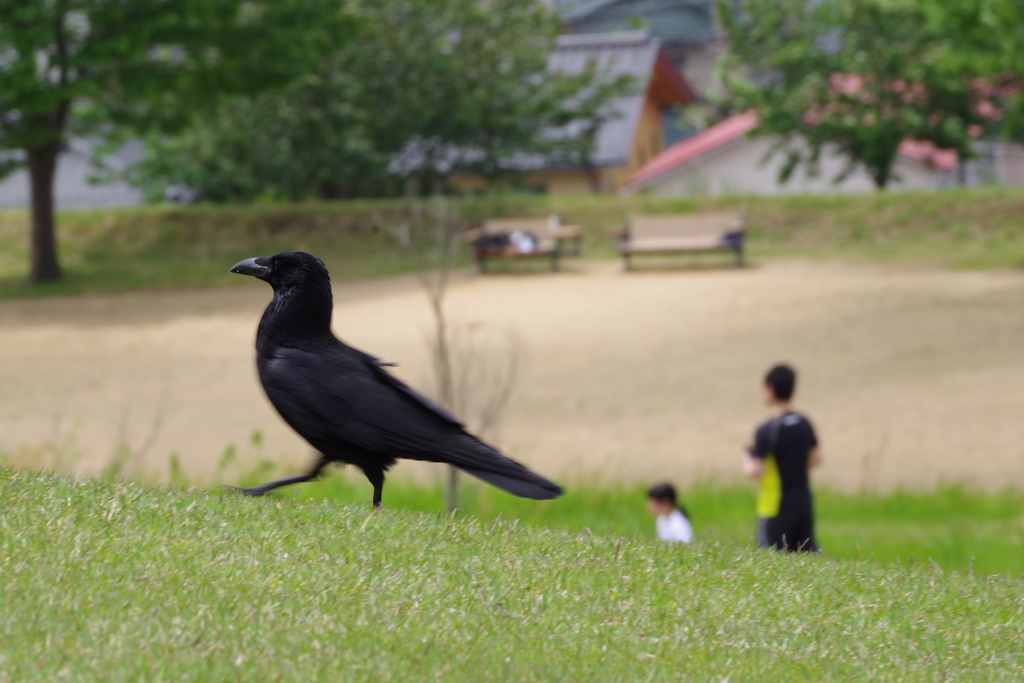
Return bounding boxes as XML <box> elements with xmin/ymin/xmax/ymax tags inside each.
<box><xmin>628</xmin><ymin>212</ymin><xmax>744</xmax><ymax>241</ymax></box>
<box><xmin>483</xmin><ymin>217</ymin><xmax>558</xmax><ymax>236</ymax></box>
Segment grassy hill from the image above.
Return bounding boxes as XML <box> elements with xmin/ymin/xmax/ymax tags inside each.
<box><xmin>3</xmin><ymin>467</ymin><xmax>1022</xmax><ymax>681</ymax></box>
<box><xmin>2</xmin><ymin>188</ymin><xmax>1024</xmax><ymax>297</ymax></box>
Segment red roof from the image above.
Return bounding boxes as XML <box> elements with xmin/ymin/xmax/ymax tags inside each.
<box><xmin>626</xmin><ymin>110</ymin><xmax>959</xmax><ymax>189</ymax></box>
<box><xmin>625</xmin><ymin>111</ymin><xmax>758</xmax><ymax>189</ymax></box>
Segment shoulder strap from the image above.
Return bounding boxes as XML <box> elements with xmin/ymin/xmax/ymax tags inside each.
<box><xmin>767</xmin><ymin>416</ymin><xmax>783</xmax><ymax>457</ymax></box>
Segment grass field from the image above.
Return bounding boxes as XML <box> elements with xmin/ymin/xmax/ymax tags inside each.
<box><xmin>239</xmin><ymin>470</ymin><xmax>1024</xmax><ymax>578</ymax></box>
<box><xmin>3</xmin><ymin>467</ymin><xmax>1023</xmax><ymax>681</ymax></box>
<box><xmin>2</xmin><ymin>188</ymin><xmax>1024</xmax><ymax>297</ymax></box>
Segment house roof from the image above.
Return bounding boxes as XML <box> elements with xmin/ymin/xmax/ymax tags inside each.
<box><xmin>625</xmin><ymin>110</ymin><xmax>757</xmax><ymax>188</ymax></box>
<box><xmin>625</xmin><ymin>110</ymin><xmax>960</xmax><ymax>189</ymax></box>
<box><xmin>562</xmin><ymin>0</ymin><xmax>717</xmax><ymax>49</ymax></box>
<box><xmin>549</xmin><ymin>30</ymin><xmax>691</xmax><ymax>168</ymax></box>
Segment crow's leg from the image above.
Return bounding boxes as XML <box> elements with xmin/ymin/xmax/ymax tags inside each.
<box><xmin>225</xmin><ymin>458</ymin><xmax>327</xmax><ymax>497</ymax></box>
<box><xmin>364</xmin><ymin>468</ymin><xmax>385</xmax><ymax>508</ymax></box>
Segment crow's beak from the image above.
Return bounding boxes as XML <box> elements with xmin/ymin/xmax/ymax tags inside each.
<box><xmin>230</xmin><ymin>256</ymin><xmax>271</xmax><ymax>281</ymax></box>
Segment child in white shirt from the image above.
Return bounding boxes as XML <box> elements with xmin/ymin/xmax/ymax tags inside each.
<box><xmin>647</xmin><ymin>482</ymin><xmax>694</xmax><ymax>543</ymax></box>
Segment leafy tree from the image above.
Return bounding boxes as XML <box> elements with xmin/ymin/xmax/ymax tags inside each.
<box><xmin>132</xmin><ymin>0</ymin><xmax>631</xmax><ymax>201</ymax></box>
<box><xmin>921</xmin><ymin>0</ymin><xmax>1024</xmax><ymax>74</ymax></box>
<box><xmin>336</xmin><ymin>0</ymin><xmax>629</xmax><ymax>184</ymax></box>
<box><xmin>717</xmin><ymin>0</ymin><xmax>992</xmax><ymax>189</ymax></box>
<box><xmin>919</xmin><ymin>0</ymin><xmax>1024</xmax><ymax>140</ymax></box>
<box><xmin>130</xmin><ymin>76</ymin><xmax>380</xmax><ymax>202</ymax></box>
<box><xmin>0</xmin><ymin>0</ymin><xmax>350</xmax><ymax>282</ymax></box>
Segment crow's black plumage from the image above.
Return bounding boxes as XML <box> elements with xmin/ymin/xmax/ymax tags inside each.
<box><xmin>228</xmin><ymin>251</ymin><xmax>563</xmax><ymax>507</ymax></box>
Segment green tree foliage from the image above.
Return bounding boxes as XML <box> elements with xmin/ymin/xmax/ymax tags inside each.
<box><xmin>132</xmin><ymin>76</ymin><xmax>381</xmax><ymax>203</ymax></box>
<box><xmin>921</xmin><ymin>0</ymin><xmax>1024</xmax><ymax>74</ymax></box>
<box><xmin>0</xmin><ymin>0</ymin><xmax>350</xmax><ymax>282</ymax></box>
<box><xmin>919</xmin><ymin>0</ymin><xmax>1024</xmax><ymax>140</ymax></box>
<box><xmin>132</xmin><ymin>0</ymin><xmax>632</xmax><ymax>202</ymax></box>
<box><xmin>717</xmin><ymin>0</ymin><xmax>993</xmax><ymax>189</ymax></box>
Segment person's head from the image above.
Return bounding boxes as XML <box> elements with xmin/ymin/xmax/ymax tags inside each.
<box><xmin>647</xmin><ymin>482</ymin><xmax>677</xmax><ymax>517</ymax></box>
<box><xmin>764</xmin><ymin>364</ymin><xmax>796</xmax><ymax>406</ymax></box>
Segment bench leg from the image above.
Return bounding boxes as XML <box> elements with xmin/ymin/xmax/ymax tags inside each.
<box><xmin>477</xmin><ymin>256</ymin><xmax>488</xmax><ymax>274</ymax></box>
<box><xmin>734</xmin><ymin>247</ymin><xmax>744</xmax><ymax>268</ymax></box>
<box><xmin>623</xmin><ymin>253</ymin><xmax>631</xmax><ymax>271</ymax></box>
<box><xmin>550</xmin><ymin>252</ymin><xmax>559</xmax><ymax>272</ymax></box>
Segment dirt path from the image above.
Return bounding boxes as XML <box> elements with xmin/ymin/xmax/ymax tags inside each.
<box><xmin>2</xmin><ymin>259</ymin><xmax>1023</xmax><ymax>491</ymax></box>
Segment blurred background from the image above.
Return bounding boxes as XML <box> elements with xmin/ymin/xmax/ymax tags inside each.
<box><xmin>1</xmin><ymin>0</ymin><xmax>1023</xmax><ymax>573</ymax></box>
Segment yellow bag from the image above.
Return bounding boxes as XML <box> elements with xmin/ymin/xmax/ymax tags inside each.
<box><xmin>755</xmin><ymin>418</ymin><xmax>783</xmax><ymax>518</ymax></box>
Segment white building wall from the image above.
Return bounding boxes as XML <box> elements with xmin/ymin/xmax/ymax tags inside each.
<box><xmin>678</xmin><ymin>42</ymin><xmax>724</xmax><ymax>101</ymax></box>
<box><xmin>642</xmin><ymin>136</ymin><xmax>940</xmax><ymax>197</ymax></box>
<box><xmin>962</xmin><ymin>140</ymin><xmax>1024</xmax><ymax>186</ymax></box>
<box><xmin>0</xmin><ymin>140</ymin><xmax>143</xmax><ymax>209</ymax></box>
<box><xmin>996</xmin><ymin>141</ymin><xmax>1024</xmax><ymax>185</ymax></box>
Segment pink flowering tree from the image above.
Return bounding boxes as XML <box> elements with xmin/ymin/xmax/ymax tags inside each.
<box><xmin>717</xmin><ymin>0</ymin><xmax>998</xmax><ymax>189</ymax></box>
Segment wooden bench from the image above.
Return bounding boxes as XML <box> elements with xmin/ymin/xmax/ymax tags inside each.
<box><xmin>464</xmin><ymin>217</ymin><xmax>583</xmax><ymax>273</ymax></box>
<box><xmin>617</xmin><ymin>212</ymin><xmax>745</xmax><ymax>270</ymax></box>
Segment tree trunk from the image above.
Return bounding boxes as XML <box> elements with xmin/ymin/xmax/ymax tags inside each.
<box><xmin>584</xmin><ymin>162</ymin><xmax>601</xmax><ymax>194</ymax></box>
<box><xmin>27</xmin><ymin>142</ymin><xmax>62</xmax><ymax>283</ymax></box>
<box><xmin>871</xmin><ymin>169</ymin><xmax>890</xmax><ymax>190</ymax></box>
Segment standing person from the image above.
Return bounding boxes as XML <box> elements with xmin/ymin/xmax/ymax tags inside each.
<box><xmin>647</xmin><ymin>482</ymin><xmax>694</xmax><ymax>543</ymax></box>
<box><xmin>743</xmin><ymin>364</ymin><xmax>821</xmax><ymax>552</ymax></box>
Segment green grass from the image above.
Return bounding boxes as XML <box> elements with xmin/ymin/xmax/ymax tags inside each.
<box><xmin>2</xmin><ymin>467</ymin><xmax>1023</xmax><ymax>681</ymax></box>
<box><xmin>276</xmin><ymin>472</ymin><xmax>1024</xmax><ymax>577</ymax></box>
<box><xmin>0</xmin><ymin>203</ymin><xmax>429</xmax><ymax>298</ymax></box>
<box><xmin>3</xmin><ymin>188</ymin><xmax>1024</xmax><ymax>297</ymax></box>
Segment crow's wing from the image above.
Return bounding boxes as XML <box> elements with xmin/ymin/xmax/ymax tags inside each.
<box><xmin>258</xmin><ymin>345</ymin><xmax>561</xmax><ymax>499</ymax></box>
<box><xmin>353</xmin><ymin>348</ymin><xmax>464</xmax><ymax>428</ymax></box>
<box><xmin>260</xmin><ymin>345</ymin><xmax>458</xmax><ymax>453</ymax></box>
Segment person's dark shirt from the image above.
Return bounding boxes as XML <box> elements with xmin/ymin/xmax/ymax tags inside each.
<box><xmin>749</xmin><ymin>412</ymin><xmax>818</xmax><ymax>512</ymax></box>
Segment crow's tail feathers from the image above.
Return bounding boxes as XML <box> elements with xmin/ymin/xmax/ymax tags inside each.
<box><xmin>459</xmin><ymin>465</ymin><xmax>563</xmax><ymax>500</ymax></box>
<box><xmin>444</xmin><ymin>435</ymin><xmax>563</xmax><ymax>500</ymax></box>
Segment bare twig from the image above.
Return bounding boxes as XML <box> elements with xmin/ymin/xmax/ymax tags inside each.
<box><xmin>135</xmin><ymin>390</ymin><xmax>167</xmax><ymax>461</ymax></box>
<box><xmin>377</xmin><ymin>197</ymin><xmax>524</xmax><ymax>512</ymax></box>
<box><xmin>106</xmin><ymin>387</ymin><xmax>169</xmax><ymax>481</ymax></box>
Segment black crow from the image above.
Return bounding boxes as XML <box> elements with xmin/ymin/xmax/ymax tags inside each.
<box><xmin>229</xmin><ymin>251</ymin><xmax>563</xmax><ymax>507</ymax></box>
